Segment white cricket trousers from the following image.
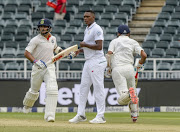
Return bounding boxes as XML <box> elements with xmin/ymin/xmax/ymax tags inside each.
<box><xmin>112</xmin><ymin>64</ymin><xmax>136</xmax><ymax>95</ymax></box>
<box><xmin>30</xmin><ymin>64</ymin><xmax>58</xmax><ymax>119</ymax></box>
<box><xmin>77</xmin><ymin>57</ymin><xmax>107</xmax><ymax>118</ymax></box>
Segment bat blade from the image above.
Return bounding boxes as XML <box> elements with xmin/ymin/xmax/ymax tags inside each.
<box><xmin>135</xmin><ymin>68</ymin><xmax>139</xmax><ymax>87</ymax></box>
<box><xmin>47</xmin><ymin>44</ymin><xmax>78</xmax><ymax>65</ymax></box>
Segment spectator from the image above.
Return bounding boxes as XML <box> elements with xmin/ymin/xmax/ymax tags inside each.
<box><xmin>54</xmin><ymin>0</ymin><xmax>66</xmax><ymax>20</ymax></box>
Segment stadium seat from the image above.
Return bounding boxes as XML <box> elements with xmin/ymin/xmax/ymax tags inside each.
<box><xmin>17</xmin><ymin>27</ymin><xmax>31</xmax><ymax>36</ymax></box>
<box><xmin>145</xmin><ymin>34</ymin><xmax>159</xmax><ymax>42</ymax></box>
<box><xmin>142</xmin><ymin>41</ymin><xmax>155</xmax><ymax>49</ymax></box>
<box><xmin>0</xmin><ymin>0</ymin><xmax>6</xmax><ymax>7</ymax></box>
<box><xmin>114</xmin><ymin>13</ymin><xmax>128</xmax><ymax>23</ymax></box>
<box><xmin>18</xmin><ymin>41</ymin><xmax>28</xmax><ymax>49</ymax></box>
<box><xmin>1</xmin><ymin>48</ymin><xmax>16</xmax><ymax>58</ymax></box>
<box><xmin>110</xmin><ymin>19</ymin><xmax>124</xmax><ymax>27</ymax></box>
<box><xmin>51</xmin><ymin>27</ymin><xmax>63</xmax><ymax>35</ymax></box>
<box><xmin>170</xmin><ymin>41</ymin><xmax>180</xmax><ymax>49</ymax></box>
<box><xmin>60</xmin><ymin>34</ymin><xmax>73</xmax><ymax>41</ymax></box>
<box><xmin>69</xmin><ymin>19</ymin><xmax>82</xmax><ymax>27</ymax></box>
<box><xmin>150</xmin><ymin>27</ymin><xmax>163</xmax><ymax>35</ymax></box>
<box><xmin>54</xmin><ymin>20</ymin><xmax>67</xmax><ymax>27</ymax></box>
<box><xmin>173</xmin><ymin>34</ymin><xmax>180</xmax><ymax>41</ymax></box>
<box><xmin>74</xmin><ymin>34</ymin><xmax>83</xmax><ymax>41</ymax></box>
<box><xmin>65</xmin><ymin>26</ymin><xmax>78</xmax><ymax>35</ymax></box>
<box><xmin>1</xmin><ymin>12</ymin><xmax>14</xmax><ymax>20</ymax></box>
<box><xmin>59</xmin><ymin>62</ymin><xmax>69</xmax><ymax>70</ymax></box>
<box><xmin>5</xmin><ymin>19</ymin><xmax>19</xmax><ymax>28</ymax></box>
<box><xmin>171</xmin><ymin>63</ymin><xmax>180</xmax><ymax>70</ymax></box>
<box><xmin>167</xmin><ymin>20</ymin><xmax>180</xmax><ymax>28</ymax></box>
<box><xmin>159</xmin><ymin>34</ymin><xmax>172</xmax><ymax>42</ymax></box>
<box><xmin>74</xmin><ymin>13</ymin><xmax>84</xmax><ymax>19</ymax></box>
<box><xmin>97</xmin><ymin>19</ymin><xmax>109</xmax><ymax>27</ymax></box>
<box><xmin>118</xmin><ymin>5</ymin><xmax>132</xmax><ymax>20</ymax></box>
<box><xmin>14</xmin><ymin>34</ymin><xmax>28</xmax><ymax>41</ymax></box>
<box><xmin>104</xmin><ymin>34</ymin><xmax>116</xmax><ymax>41</ymax></box>
<box><xmin>0</xmin><ymin>42</ymin><xmax>4</xmax><ymax>50</ymax></box>
<box><xmin>78</xmin><ymin>28</ymin><xmax>85</xmax><ymax>35</ymax></box>
<box><xmin>165</xmin><ymin>0</ymin><xmax>179</xmax><ymax>6</ymax></box>
<box><xmin>163</xmin><ymin>27</ymin><xmax>176</xmax><ymax>35</ymax></box>
<box><xmin>16</xmin><ymin>49</ymin><xmax>25</xmax><ymax>58</ymax></box>
<box><xmin>156</xmin><ymin>41</ymin><xmax>169</xmax><ymax>49</ymax></box>
<box><xmin>17</xmin><ymin>5</ymin><xmax>31</xmax><ymax>14</ymax></box>
<box><xmin>152</xmin><ymin>48</ymin><xmax>165</xmax><ymax>57</ymax></box>
<box><xmin>157</xmin><ymin>12</ymin><xmax>171</xmax><ymax>21</ymax></box>
<box><xmin>4</xmin><ymin>41</ymin><xmax>18</xmax><ymax>49</ymax></box>
<box><xmin>69</xmin><ymin>62</ymin><xmax>83</xmax><ymax>70</ymax></box>
<box><xmin>96</xmin><ymin>0</ymin><xmax>109</xmax><ymax>6</ymax></box>
<box><xmin>122</xmin><ymin>0</ymin><xmax>137</xmax><ymax>13</ymax></box>
<box><xmin>105</xmin><ymin>27</ymin><xmax>117</xmax><ymax>34</ymax></box>
<box><xmin>101</xmin><ymin>13</ymin><xmax>114</xmax><ymax>20</ymax></box>
<box><xmin>93</xmin><ymin>5</ymin><xmax>104</xmax><ymax>13</ymax></box>
<box><xmin>144</xmin><ymin>62</ymin><xmax>153</xmax><ymax>70</ymax></box>
<box><xmin>166</xmin><ymin>48</ymin><xmax>179</xmax><ymax>57</ymax></box>
<box><xmin>6</xmin><ymin>0</ymin><xmax>18</xmax><ymax>6</ymax></box>
<box><xmin>15</xmin><ymin>12</ymin><xmax>28</xmax><ymax>20</ymax></box>
<box><xmin>19</xmin><ymin>0</ymin><xmax>32</xmax><ymax>7</ymax></box>
<box><xmin>175</xmin><ymin>6</ymin><xmax>180</xmax><ymax>12</ymax></box>
<box><xmin>109</xmin><ymin>0</ymin><xmax>122</xmax><ymax>6</ymax></box>
<box><xmin>171</xmin><ymin>12</ymin><xmax>180</xmax><ymax>20</ymax></box>
<box><xmin>82</xmin><ymin>0</ymin><xmax>95</xmax><ymax>6</ymax></box>
<box><xmin>143</xmin><ymin>48</ymin><xmax>151</xmax><ymax>57</ymax></box>
<box><xmin>157</xmin><ymin>62</ymin><xmax>171</xmax><ymax>71</ymax></box>
<box><xmin>153</xmin><ymin>20</ymin><xmax>167</xmax><ymax>27</ymax></box>
<box><xmin>67</xmin><ymin>0</ymin><xmax>80</xmax><ymax>6</ymax></box>
<box><xmin>4</xmin><ymin>5</ymin><xmax>17</xmax><ymax>13</ymax></box>
<box><xmin>78</xmin><ymin>5</ymin><xmax>91</xmax><ymax>13</ymax></box>
<box><xmin>105</xmin><ymin>5</ymin><xmax>118</xmax><ymax>13</ymax></box>
<box><xmin>3</xmin><ymin>27</ymin><xmax>16</xmax><ymax>34</ymax></box>
<box><xmin>103</xmin><ymin>41</ymin><xmax>110</xmax><ymax>50</ymax></box>
<box><xmin>1</xmin><ymin>34</ymin><xmax>14</xmax><ymax>41</ymax></box>
<box><xmin>31</xmin><ymin>12</ymin><xmax>44</xmax><ymax>21</ymax></box>
<box><xmin>0</xmin><ymin>62</ymin><xmax>5</xmax><ymax>70</ymax></box>
<box><xmin>161</xmin><ymin>5</ymin><xmax>174</xmax><ymax>13</ymax></box>
<box><xmin>5</xmin><ymin>62</ymin><xmax>19</xmax><ymax>70</ymax></box>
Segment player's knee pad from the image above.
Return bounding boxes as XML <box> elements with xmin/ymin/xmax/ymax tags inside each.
<box><xmin>117</xmin><ymin>91</ymin><xmax>131</xmax><ymax>105</ymax></box>
<box><xmin>23</xmin><ymin>90</ymin><xmax>39</xmax><ymax>107</ymax></box>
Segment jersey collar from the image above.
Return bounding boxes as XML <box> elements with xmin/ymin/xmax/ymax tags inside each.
<box><xmin>87</xmin><ymin>22</ymin><xmax>96</xmax><ymax>29</ymax></box>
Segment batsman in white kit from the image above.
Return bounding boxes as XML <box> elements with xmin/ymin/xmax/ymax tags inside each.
<box><xmin>22</xmin><ymin>18</ymin><xmax>63</xmax><ymax>122</ymax></box>
<box><xmin>105</xmin><ymin>25</ymin><xmax>147</xmax><ymax>122</ymax></box>
<box><xmin>69</xmin><ymin>10</ymin><xmax>107</xmax><ymax>124</ymax></box>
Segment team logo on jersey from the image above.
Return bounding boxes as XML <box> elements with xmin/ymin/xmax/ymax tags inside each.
<box><xmin>97</xmin><ymin>31</ymin><xmax>101</xmax><ymax>36</ymax></box>
<box><xmin>51</xmin><ymin>40</ymin><xmax>54</xmax><ymax>43</ymax></box>
<box><xmin>40</xmin><ymin>19</ymin><xmax>44</xmax><ymax>24</ymax></box>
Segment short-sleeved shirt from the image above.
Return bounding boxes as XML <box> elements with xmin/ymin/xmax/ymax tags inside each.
<box><xmin>108</xmin><ymin>36</ymin><xmax>143</xmax><ymax>68</ymax></box>
<box><xmin>55</xmin><ymin>0</ymin><xmax>66</xmax><ymax>13</ymax></box>
<box><xmin>83</xmin><ymin>22</ymin><xmax>104</xmax><ymax>60</ymax></box>
<box><xmin>25</xmin><ymin>34</ymin><xmax>57</xmax><ymax>63</ymax></box>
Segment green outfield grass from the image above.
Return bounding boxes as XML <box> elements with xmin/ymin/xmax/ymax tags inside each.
<box><xmin>0</xmin><ymin>112</ymin><xmax>180</xmax><ymax>132</ymax></box>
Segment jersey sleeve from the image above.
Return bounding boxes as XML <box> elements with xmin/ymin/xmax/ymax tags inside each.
<box><xmin>108</xmin><ymin>40</ymin><xmax>115</xmax><ymax>53</ymax></box>
<box><xmin>25</xmin><ymin>38</ymin><xmax>37</xmax><ymax>53</ymax></box>
<box><xmin>134</xmin><ymin>41</ymin><xmax>143</xmax><ymax>55</ymax></box>
<box><xmin>94</xmin><ymin>26</ymin><xmax>104</xmax><ymax>41</ymax></box>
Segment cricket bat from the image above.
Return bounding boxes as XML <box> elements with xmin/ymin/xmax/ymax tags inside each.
<box><xmin>46</xmin><ymin>44</ymin><xmax>78</xmax><ymax>66</ymax></box>
<box><xmin>135</xmin><ymin>68</ymin><xmax>138</xmax><ymax>87</ymax></box>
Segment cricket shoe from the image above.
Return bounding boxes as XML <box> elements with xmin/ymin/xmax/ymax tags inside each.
<box><xmin>89</xmin><ymin>117</ymin><xmax>106</xmax><ymax>124</ymax></box>
<box><xmin>129</xmin><ymin>87</ymin><xmax>138</xmax><ymax>104</ymax></box>
<box><xmin>46</xmin><ymin>116</ymin><xmax>55</xmax><ymax>122</ymax></box>
<box><xmin>22</xmin><ymin>106</ymin><xmax>30</xmax><ymax>114</ymax></box>
<box><xmin>131</xmin><ymin>116</ymin><xmax>137</xmax><ymax>123</ymax></box>
<box><xmin>69</xmin><ymin>115</ymin><xmax>87</xmax><ymax>123</ymax></box>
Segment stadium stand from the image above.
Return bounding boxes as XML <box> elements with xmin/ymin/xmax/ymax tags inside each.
<box><xmin>1</xmin><ymin>0</ymin><xmax>180</xmax><ymax>79</ymax></box>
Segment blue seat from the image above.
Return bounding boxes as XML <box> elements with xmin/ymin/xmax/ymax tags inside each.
<box><xmin>152</xmin><ymin>48</ymin><xmax>165</xmax><ymax>57</ymax></box>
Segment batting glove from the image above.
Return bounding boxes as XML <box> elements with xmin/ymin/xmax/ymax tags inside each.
<box><xmin>104</xmin><ymin>67</ymin><xmax>112</xmax><ymax>78</ymax></box>
<box><xmin>67</xmin><ymin>51</ymin><xmax>76</xmax><ymax>59</ymax></box>
<box><xmin>33</xmin><ymin>60</ymin><xmax>47</xmax><ymax>69</ymax></box>
<box><xmin>136</xmin><ymin>61</ymin><xmax>144</xmax><ymax>72</ymax></box>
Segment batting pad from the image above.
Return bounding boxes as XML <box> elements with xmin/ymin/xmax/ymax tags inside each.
<box><xmin>44</xmin><ymin>94</ymin><xmax>58</xmax><ymax>120</ymax></box>
<box><xmin>117</xmin><ymin>91</ymin><xmax>131</xmax><ymax>105</ymax></box>
<box><xmin>23</xmin><ymin>91</ymin><xmax>39</xmax><ymax>107</ymax></box>
<box><xmin>129</xmin><ymin>100</ymin><xmax>139</xmax><ymax>117</ymax></box>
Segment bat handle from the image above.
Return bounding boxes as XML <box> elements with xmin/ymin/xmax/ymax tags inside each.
<box><xmin>46</xmin><ymin>60</ymin><xmax>53</xmax><ymax>67</ymax></box>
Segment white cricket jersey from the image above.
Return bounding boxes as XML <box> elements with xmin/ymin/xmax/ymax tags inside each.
<box><xmin>83</xmin><ymin>22</ymin><xmax>104</xmax><ymax>60</ymax></box>
<box><xmin>108</xmin><ymin>36</ymin><xmax>143</xmax><ymax>68</ymax></box>
<box><xmin>25</xmin><ymin>34</ymin><xmax>57</xmax><ymax>63</ymax></box>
